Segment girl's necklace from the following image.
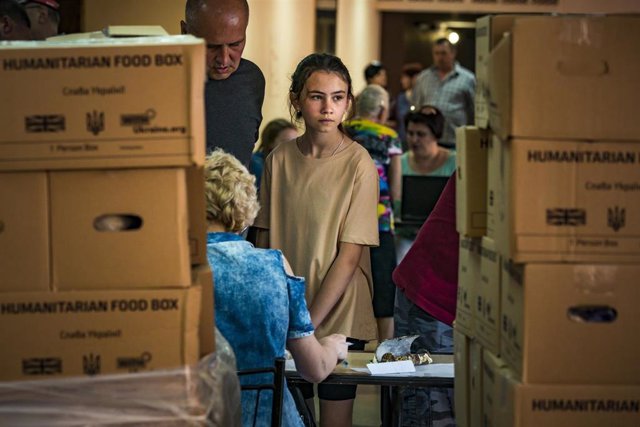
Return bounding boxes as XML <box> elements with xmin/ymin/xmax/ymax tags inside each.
<box><xmin>329</xmin><ymin>134</ymin><xmax>345</xmax><ymax>157</ymax></box>
<box><xmin>299</xmin><ymin>133</ymin><xmax>345</xmax><ymax>158</ymax></box>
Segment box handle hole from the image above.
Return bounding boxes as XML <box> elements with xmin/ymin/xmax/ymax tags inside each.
<box><xmin>94</xmin><ymin>214</ymin><xmax>143</xmax><ymax>232</ymax></box>
<box><xmin>567</xmin><ymin>306</ymin><xmax>617</xmax><ymax>323</ymax></box>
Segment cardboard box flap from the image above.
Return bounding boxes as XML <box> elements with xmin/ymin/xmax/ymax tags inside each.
<box><xmin>46</xmin><ymin>31</ymin><xmax>105</xmax><ymax>41</ymax></box>
<box><xmin>475</xmin><ymin>15</ymin><xmax>522</xmax><ymax>128</ymax></box>
<box><xmin>103</xmin><ymin>26</ymin><xmax>169</xmax><ymax>38</ymax></box>
<box><xmin>487</xmin><ymin>32</ymin><xmax>512</xmax><ymax>140</ymax></box>
<box><xmin>488</xmin><ymin>16</ymin><xmax>640</xmax><ymax>140</ymax></box>
<box><xmin>1</xmin><ymin>34</ymin><xmax>203</xmax><ymax>49</ymax></box>
<box><xmin>193</xmin><ymin>265</ymin><xmax>215</xmax><ymax>356</ymax></box>
<box><xmin>0</xmin><ymin>173</ymin><xmax>49</xmax><ymax>292</ymax></box>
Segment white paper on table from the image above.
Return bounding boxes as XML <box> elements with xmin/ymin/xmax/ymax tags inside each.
<box><xmin>351</xmin><ymin>363</ymin><xmax>454</xmax><ymax>378</ymax></box>
<box><xmin>366</xmin><ymin>360</ymin><xmax>415</xmax><ymax>374</ymax></box>
<box><xmin>414</xmin><ymin>363</ymin><xmax>454</xmax><ymax>377</ymax></box>
<box><xmin>285</xmin><ymin>359</ymin><xmax>297</xmax><ymax>371</ymax></box>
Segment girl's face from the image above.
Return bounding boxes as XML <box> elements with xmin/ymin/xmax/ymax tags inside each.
<box><xmin>294</xmin><ymin>71</ymin><xmax>350</xmax><ymax>134</ymax></box>
<box><xmin>406</xmin><ymin>121</ymin><xmax>437</xmax><ymax>155</ymax></box>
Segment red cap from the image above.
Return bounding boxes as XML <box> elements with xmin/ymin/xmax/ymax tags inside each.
<box><xmin>21</xmin><ymin>0</ymin><xmax>60</xmax><ymax>10</ymax></box>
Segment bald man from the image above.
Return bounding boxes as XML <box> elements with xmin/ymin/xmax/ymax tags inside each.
<box><xmin>181</xmin><ymin>0</ymin><xmax>265</xmax><ymax>167</ymax></box>
<box><xmin>0</xmin><ymin>0</ymin><xmax>31</xmax><ymax>40</ymax></box>
<box><xmin>19</xmin><ymin>0</ymin><xmax>60</xmax><ymax>40</ymax></box>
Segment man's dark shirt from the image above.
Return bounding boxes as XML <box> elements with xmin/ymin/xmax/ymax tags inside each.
<box><xmin>204</xmin><ymin>58</ymin><xmax>265</xmax><ymax>166</ymax></box>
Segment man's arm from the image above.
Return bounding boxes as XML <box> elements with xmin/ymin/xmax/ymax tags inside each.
<box><xmin>465</xmin><ymin>74</ymin><xmax>476</xmax><ymax>124</ymax></box>
<box><xmin>411</xmin><ymin>71</ymin><xmax>427</xmax><ymax>108</ymax></box>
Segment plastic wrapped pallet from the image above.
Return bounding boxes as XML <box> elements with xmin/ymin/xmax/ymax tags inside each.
<box><xmin>0</xmin><ymin>330</ymin><xmax>240</xmax><ymax>426</ymax></box>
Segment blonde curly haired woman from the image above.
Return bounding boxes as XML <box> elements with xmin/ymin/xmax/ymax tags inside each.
<box><xmin>204</xmin><ymin>149</ymin><xmax>348</xmax><ymax>427</ymax></box>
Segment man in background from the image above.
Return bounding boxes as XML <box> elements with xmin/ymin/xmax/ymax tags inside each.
<box><xmin>19</xmin><ymin>0</ymin><xmax>59</xmax><ymax>40</ymax></box>
<box><xmin>412</xmin><ymin>38</ymin><xmax>475</xmax><ymax>150</ymax></box>
<box><xmin>181</xmin><ymin>0</ymin><xmax>265</xmax><ymax>167</ymax></box>
<box><xmin>0</xmin><ymin>0</ymin><xmax>31</xmax><ymax>40</ymax></box>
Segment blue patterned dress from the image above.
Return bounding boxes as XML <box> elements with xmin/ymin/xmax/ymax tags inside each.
<box><xmin>207</xmin><ymin>232</ymin><xmax>314</xmax><ymax>427</ymax></box>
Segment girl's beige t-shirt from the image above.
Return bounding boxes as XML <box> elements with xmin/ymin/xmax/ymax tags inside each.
<box><xmin>254</xmin><ymin>139</ymin><xmax>380</xmax><ymax>339</ymax></box>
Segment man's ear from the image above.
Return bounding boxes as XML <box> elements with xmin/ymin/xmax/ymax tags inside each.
<box><xmin>180</xmin><ymin>20</ymin><xmax>187</xmax><ymax>35</ymax></box>
<box><xmin>0</xmin><ymin>16</ymin><xmax>9</xmax><ymax>36</ymax></box>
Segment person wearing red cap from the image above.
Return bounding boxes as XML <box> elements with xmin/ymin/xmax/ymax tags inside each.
<box><xmin>0</xmin><ymin>0</ymin><xmax>31</xmax><ymax>40</ymax></box>
<box><xmin>19</xmin><ymin>0</ymin><xmax>59</xmax><ymax>40</ymax></box>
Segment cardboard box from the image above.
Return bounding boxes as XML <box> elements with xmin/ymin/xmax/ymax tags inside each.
<box><xmin>494</xmin><ymin>136</ymin><xmax>640</xmax><ymax>263</ymax></box>
<box><xmin>0</xmin><ymin>285</ymin><xmax>202</xmax><ymax>381</ymax></box>
<box><xmin>50</xmin><ymin>168</ymin><xmax>191</xmax><ymax>290</ymax></box>
<box><xmin>500</xmin><ymin>262</ymin><xmax>640</xmax><ymax>385</ymax></box>
<box><xmin>0</xmin><ymin>172</ymin><xmax>49</xmax><ymax>292</ymax></box>
<box><xmin>469</xmin><ymin>338</ymin><xmax>483</xmax><ymax>427</ymax></box>
<box><xmin>103</xmin><ymin>26</ymin><xmax>169</xmax><ymax>37</ymax></box>
<box><xmin>475</xmin><ymin>15</ymin><xmax>520</xmax><ymax>129</ymax></box>
<box><xmin>485</xmin><ymin>134</ymin><xmax>502</xmax><ymax>240</ymax></box>
<box><xmin>454</xmin><ymin>329</ymin><xmax>470</xmax><ymax>427</ymax></box>
<box><xmin>194</xmin><ymin>264</ymin><xmax>215</xmax><ymax>356</ymax></box>
<box><xmin>456</xmin><ymin>126</ymin><xmax>490</xmax><ymax>237</ymax></box>
<box><xmin>488</xmin><ymin>16</ymin><xmax>640</xmax><ymax>141</ymax></box>
<box><xmin>492</xmin><ymin>368</ymin><xmax>640</xmax><ymax>427</ymax></box>
<box><xmin>186</xmin><ymin>166</ymin><xmax>207</xmax><ymax>266</ymax></box>
<box><xmin>0</xmin><ymin>35</ymin><xmax>205</xmax><ymax>170</ymax></box>
<box><xmin>454</xmin><ymin>332</ymin><xmax>488</xmax><ymax>427</ymax></box>
<box><xmin>48</xmin><ymin>25</ymin><xmax>169</xmax><ymax>41</ymax></box>
<box><xmin>482</xmin><ymin>349</ymin><xmax>509</xmax><ymax>427</ymax></box>
<box><xmin>475</xmin><ymin>236</ymin><xmax>501</xmax><ymax>354</ymax></box>
<box><xmin>456</xmin><ymin>237</ymin><xmax>482</xmax><ymax>337</ymax></box>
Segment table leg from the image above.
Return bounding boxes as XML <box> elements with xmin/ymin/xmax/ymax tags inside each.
<box><xmin>380</xmin><ymin>385</ymin><xmax>392</xmax><ymax>427</ymax></box>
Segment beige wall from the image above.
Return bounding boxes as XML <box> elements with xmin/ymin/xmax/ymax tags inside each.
<box><xmin>83</xmin><ymin>0</ymin><xmax>184</xmax><ymax>34</ymax></box>
<box><xmin>83</xmin><ymin>0</ymin><xmax>316</xmax><ymax>142</ymax></box>
<box><xmin>336</xmin><ymin>0</ymin><xmax>380</xmax><ymax>95</ymax></box>
<box><xmin>376</xmin><ymin>0</ymin><xmax>640</xmax><ymax>13</ymax></box>
<box><xmin>246</xmin><ymin>0</ymin><xmax>315</xmax><ymax>134</ymax></box>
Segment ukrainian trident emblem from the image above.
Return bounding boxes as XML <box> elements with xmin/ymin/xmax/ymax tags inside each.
<box><xmin>86</xmin><ymin>110</ymin><xmax>105</xmax><ymax>136</ymax></box>
<box><xmin>607</xmin><ymin>206</ymin><xmax>626</xmax><ymax>232</ymax></box>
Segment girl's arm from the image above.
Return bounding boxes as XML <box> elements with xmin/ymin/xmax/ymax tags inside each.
<box><xmin>308</xmin><ymin>241</ymin><xmax>363</xmax><ymax>328</ymax></box>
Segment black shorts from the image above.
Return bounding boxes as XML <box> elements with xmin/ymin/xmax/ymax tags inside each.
<box><xmin>371</xmin><ymin>231</ymin><xmax>397</xmax><ymax>318</ymax></box>
<box><xmin>297</xmin><ymin>382</ymin><xmax>358</xmax><ymax>401</ymax></box>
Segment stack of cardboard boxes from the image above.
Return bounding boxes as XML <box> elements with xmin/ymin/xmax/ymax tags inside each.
<box><xmin>455</xmin><ymin>15</ymin><xmax>640</xmax><ymax>427</ymax></box>
<box><xmin>0</xmin><ymin>35</ymin><xmax>215</xmax><ymax>381</ymax></box>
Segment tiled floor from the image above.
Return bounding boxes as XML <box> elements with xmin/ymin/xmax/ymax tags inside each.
<box><xmin>311</xmin><ymin>384</ymin><xmax>381</xmax><ymax>427</ymax></box>
<box><xmin>353</xmin><ymin>385</ymin><xmax>381</xmax><ymax>427</ymax></box>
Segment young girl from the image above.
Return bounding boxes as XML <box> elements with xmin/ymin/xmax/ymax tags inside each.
<box><xmin>249</xmin><ymin>118</ymin><xmax>298</xmax><ymax>190</ymax></box>
<box><xmin>254</xmin><ymin>53</ymin><xmax>379</xmax><ymax>426</ymax></box>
